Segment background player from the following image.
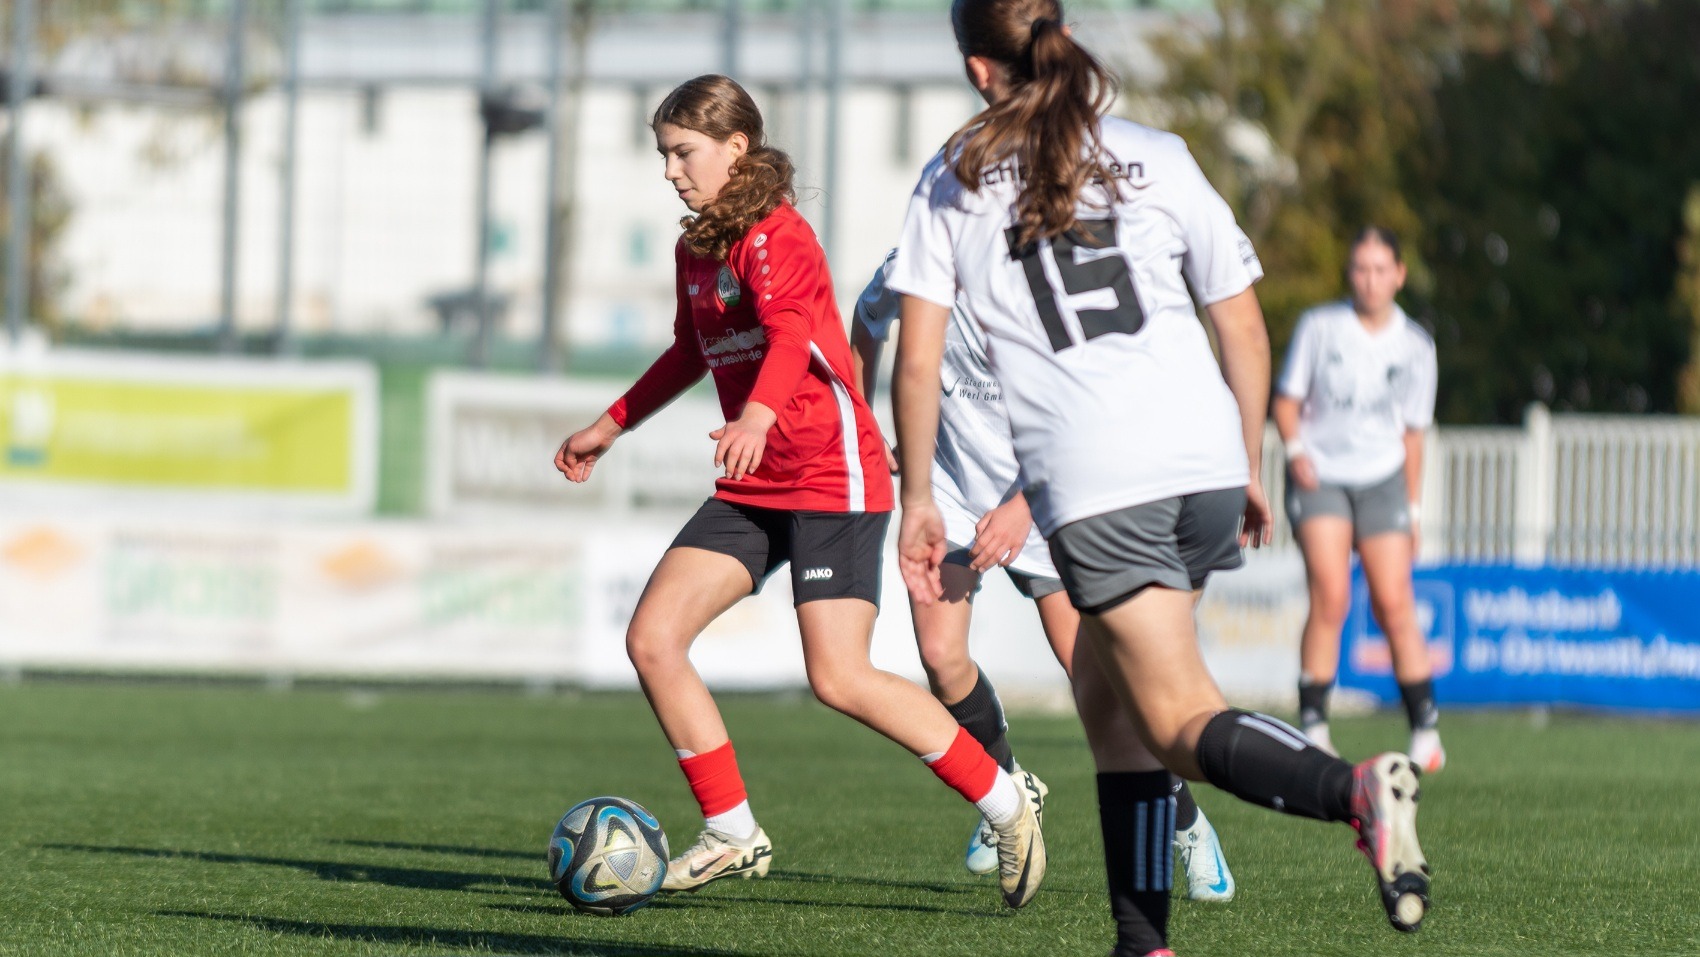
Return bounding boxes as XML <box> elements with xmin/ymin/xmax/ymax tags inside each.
<box><xmin>554</xmin><ymin>74</ymin><xmax>1045</xmax><ymax>909</ymax></box>
<box><xmin>850</xmin><ymin>251</ymin><xmax>1235</xmax><ymax>902</ymax></box>
<box><xmin>884</xmin><ymin>2</ymin><xmax>1432</xmax><ymax>952</ymax></box>
<box><xmin>1274</xmin><ymin>227</ymin><xmax>1445</xmax><ymax>771</ymax></box>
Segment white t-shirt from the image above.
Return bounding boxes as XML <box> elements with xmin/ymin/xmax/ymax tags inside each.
<box><xmin>1277</xmin><ymin>300</ymin><xmax>1438</xmax><ymax>486</ymax></box>
<box><xmin>887</xmin><ymin>117</ymin><xmax>1263</xmax><ymax>537</ymax></box>
<box><xmin>856</xmin><ymin>252</ymin><xmax>1058</xmax><ymax>580</ymax></box>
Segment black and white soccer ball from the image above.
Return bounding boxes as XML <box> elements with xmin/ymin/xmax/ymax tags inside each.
<box><xmin>547</xmin><ymin>796</ymin><xmax>669</xmax><ymax>916</ymax></box>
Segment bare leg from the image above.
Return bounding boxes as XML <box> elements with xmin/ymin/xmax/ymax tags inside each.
<box><xmin>911</xmin><ymin>563</ymin><xmax>984</xmax><ymax>705</ymax></box>
<box><xmin>797</xmin><ymin>598</ymin><xmax>963</xmax><ymax>754</ymax></box>
<box><xmin>1357</xmin><ymin>531</ymin><xmax>1431</xmax><ymax>684</ymax></box>
<box><xmin>1296</xmin><ymin>517</ymin><xmax>1355</xmax><ymax>684</ymax></box>
<box><xmin>624</xmin><ymin>547</ymin><xmax>753</xmax><ymax>753</ymax></box>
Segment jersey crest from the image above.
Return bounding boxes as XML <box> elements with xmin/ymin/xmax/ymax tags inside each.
<box><xmin>716</xmin><ymin>266</ymin><xmax>742</xmax><ymax>307</ymax></box>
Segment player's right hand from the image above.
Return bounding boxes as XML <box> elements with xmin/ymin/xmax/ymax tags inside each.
<box><xmin>1240</xmin><ymin>480</ymin><xmax>1274</xmax><ymax>548</ymax></box>
<box><xmin>555</xmin><ymin>416</ymin><xmax>621</xmax><ymax>483</ymax></box>
<box><xmin>1289</xmin><ymin>454</ymin><xmax>1320</xmax><ymax>491</ymax></box>
<box><xmin>897</xmin><ymin>500</ymin><xmax>948</xmax><ymax>606</ymax></box>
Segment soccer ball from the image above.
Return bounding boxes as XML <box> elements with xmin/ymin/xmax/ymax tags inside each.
<box><xmin>548</xmin><ymin>797</ymin><xmax>669</xmax><ymax>916</ymax></box>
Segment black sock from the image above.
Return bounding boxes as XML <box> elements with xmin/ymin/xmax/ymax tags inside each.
<box><xmin>1170</xmin><ymin>775</ymin><xmax>1199</xmax><ymax>832</ymax></box>
<box><xmin>1399</xmin><ymin>679</ymin><xmax>1439</xmax><ymax>731</ymax></box>
<box><xmin>945</xmin><ymin>667</ymin><xmax>1014</xmax><ymax>772</ymax></box>
<box><xmin>1098</xmin><ymin>771</ymin><xmax>1173</xmax><ymax>957</ymax></box>
<box><xmin>1297</xmin><ymin>677</ymin><xmax>1333</xmax><ymax>728</ymax></box>
<box><xmin>1195</xmin><ymin>709</ymin><xmax>1353</xmax><ymax>823</ymax></box>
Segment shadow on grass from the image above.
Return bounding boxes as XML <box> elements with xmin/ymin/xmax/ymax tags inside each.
<box><xmin>764</xmin><ymin>868</ymin><xmax>980</xmax><ymax>896</ymax></box>
<box><xmin>331</xmin><ymin>839</ymin><xmax>536</xmax><ymax>862</ymax></box>
<box><xmin>157</xmin><ymin>911</ymin><xmax>761</xmax><ymax>956</ymax></box>
<box><xmin>44</xmin><ymin>844</ymin><xmax>548</xmax><ymax>894</ymax></box>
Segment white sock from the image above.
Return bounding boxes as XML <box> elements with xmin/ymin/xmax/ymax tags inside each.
<box><xmin>974</xmin><ymin>769</ymin><xmax>1023</xmax><ymax>826</ymax></box>
<box><xmin>705</xmin><ymin>800</ymin><xmax>758</xmax><ymax>841</ymax></box>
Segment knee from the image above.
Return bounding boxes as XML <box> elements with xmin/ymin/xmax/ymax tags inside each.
<box><xmin>1310</xmin><ymin>583</ymin><xmax>1352</xmax><ymax>627</ymax></box>
<box><xmin>625</xmin><ymin>622</ymin><xmax>684</xmax><ymax>677</ymax></box>
<box><xmin>1371</xmin><ymin>590</ymin><xmax>1417</xmax><ymax>632</ymax></box>
<box><xmin>806</xmin><ymin>663</ymin><xmax>864</xmax><ymax>716</ymax></box>
<box><xmin>916</xmin><ymin>634</ymin><xmax>972</xmax><ymax>691</ymax></box>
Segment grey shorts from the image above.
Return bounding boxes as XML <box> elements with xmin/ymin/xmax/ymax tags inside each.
<box><xmin>942</xmin><ymin>543</ymin><xmax>1066</xmax><ymax>600</ymax></box>
<box><xmin>1285</xmin><ymin>468</ymin><xmax>1411</xmax><ymax>541</ymax></box>
<box><xmin>1046</xmin><ymin>487</ymin><xmax>1247</xmax><ymax>615</ymax></box>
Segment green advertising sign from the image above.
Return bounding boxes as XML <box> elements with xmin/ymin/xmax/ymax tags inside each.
<box><xmin>2</xmin><ymin>369</ymin><xmax>358</xmax><ymax>494</ymax></box>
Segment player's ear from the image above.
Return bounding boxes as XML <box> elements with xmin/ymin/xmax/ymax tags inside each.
<box><xmin>964</xmin><ymin>55</ymin><xmax>998</xmax><ymax>99</ymax></box>
<box><xmin>726</xmin><ymin>131</ymin><xmax>749</xmax><ymax>162</ymax></box>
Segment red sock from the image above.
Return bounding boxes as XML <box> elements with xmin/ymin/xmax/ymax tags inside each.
<box><xmin>678</xmin><ymin>741</ymin><xmax>748</xmax><ymax>818</ymax></box>
<box><xmin>927</xmin><ymin>727</ymin><xmax>1000</xmax><ymax>803</ymax></box>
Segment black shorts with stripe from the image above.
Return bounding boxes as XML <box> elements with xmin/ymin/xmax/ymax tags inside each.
<box><xmin>670</xmin><ymin>497</ymin><xmax>890</xmax><ymax>607</ymax></box>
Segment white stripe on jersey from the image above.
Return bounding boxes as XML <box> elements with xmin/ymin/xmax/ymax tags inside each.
<box><xmin>810</xmin><ymin>342</ymin><xmax>867</xmax><ymax>513</ymax></box>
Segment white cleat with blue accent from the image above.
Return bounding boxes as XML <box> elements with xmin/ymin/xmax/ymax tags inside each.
<box><xmin>964</xmin><ymin>817</ymin><xmax>998</xmax><ymax>875</ymax></box>
<box><xmin>1175</xmin><ymin>810</ymin><xmax>1235</xmax><ymax>902</ymax></box>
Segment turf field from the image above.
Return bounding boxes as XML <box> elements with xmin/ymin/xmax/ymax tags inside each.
<box><xmin>1</xmin><ymin>682</ymin><xmax>1696</xmax><ymax>957</ymax></box>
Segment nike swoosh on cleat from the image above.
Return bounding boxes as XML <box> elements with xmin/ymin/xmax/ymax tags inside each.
<box><xmin>1207</xmin><ymin>847</ymin><xmax>1231</xmax><ymax>894</ymax></box>
<box><xmin>688</xmin><ymin>853</ymin><xmax>735</xmax><ymax>879</ymax></box>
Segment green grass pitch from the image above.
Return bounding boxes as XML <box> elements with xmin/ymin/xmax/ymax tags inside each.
<box><xmin>2</xmin><ymin>682</ymin><xmax>1697</xmax><ymax>956</ymax></box>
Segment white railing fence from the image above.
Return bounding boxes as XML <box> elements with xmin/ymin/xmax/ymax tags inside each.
<box><xmin>1260</xmin><ymin>404</ymin><xmax>1700</xmax><ymax>569</ymax></box>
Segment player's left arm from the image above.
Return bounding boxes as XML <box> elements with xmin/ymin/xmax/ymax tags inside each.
<box><xmin>1402</xmin><ymin>335</ymin><xmax>1439</xmax><ymax>557</ymax></box>
<box><xmin>893</xmin><ymin>293</ymin><xmax>951</xmax><ymax>603</ymax></box>
<box><xmin>1403</xmin><ymin>428</ymin><xmax>1425</xmax><ymax>557</ymax></box>
<box><xmin>1205</xmin><ymin>287</ymin><xmax>1274</xmax><ymax>548</ymax></box>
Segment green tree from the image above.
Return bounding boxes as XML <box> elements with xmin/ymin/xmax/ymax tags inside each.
<box><xmin>1674</xmin><ymin>184</ymin><xmax>1700</xmax><ymax>415</ymax></box>
<box><xmin>1416</xmin><ymin>0</ymin><xmax>1700</xmax><ymax>421</ymax></box>
<box><xmin>1126</xmin><ymin>0</ymin><xmax>1468</xmax><ymax>352</ymax></box>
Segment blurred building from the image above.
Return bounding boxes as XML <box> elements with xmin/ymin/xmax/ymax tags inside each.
<box><xmin>15</xmin><ymin>0</ymin><xmax>1191</xmax><ymax>352</ymax></box>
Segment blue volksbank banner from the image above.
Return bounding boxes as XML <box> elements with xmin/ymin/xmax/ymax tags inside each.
<box><xmin>1337</xmin><ymin>564</ymin><xmax>1700</xmax><ymax>714</ymax></box>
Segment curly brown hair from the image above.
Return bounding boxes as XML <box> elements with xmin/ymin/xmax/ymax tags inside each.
<box><xmin>946</xmin><ymin>0</ymin><xmax>1119</xmax><ymax>249</ymax></box>
<box><xmin>653</xmin><ymin>75</ymin><xmax>796</xmax><ymax>262</ymax></box>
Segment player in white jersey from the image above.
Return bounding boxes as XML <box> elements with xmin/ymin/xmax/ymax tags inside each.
<box><xmin>885</xmin><ymin>0</ymin><xmax>1431</xmax><ymax>952</ymax></box>
<box><xmin>851</xmin><ymin>251</ymin><xmax>1235</xmax><ymax>901</ymax></box>
<box><xmin>1274</xmin><ymin>227</ymin><xmax>1445</xmax><ymax>772</ymax></box>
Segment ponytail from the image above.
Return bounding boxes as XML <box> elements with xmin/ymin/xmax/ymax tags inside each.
<box><xmin>946</xmin><ymin>0</ymin><xmax>1119</xmax><ymax>248</ymax></box>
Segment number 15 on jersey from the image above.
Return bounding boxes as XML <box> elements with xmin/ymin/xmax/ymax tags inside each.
<box><xmin>1005</xmin><ymin>218</ymin><xmax>1145</xmax><ymax>353</ymax></box>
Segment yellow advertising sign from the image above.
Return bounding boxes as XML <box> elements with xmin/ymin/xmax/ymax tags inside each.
<box><xmin>1</xmin><ymin>375</ymin><xmax>352</xmax><ymax>491</ymax></box>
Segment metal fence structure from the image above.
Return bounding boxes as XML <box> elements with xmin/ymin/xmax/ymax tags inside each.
<box><xmin>1248</xmin><ymin>405</ymin><xmax>1700</xmax><ymax>570</ymax></box>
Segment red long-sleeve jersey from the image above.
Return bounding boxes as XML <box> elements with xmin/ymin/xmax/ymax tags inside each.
<box><xmin>607</xmin><ymin>204</ymin><xmax>894</xmax><ymax>513</ymax></box>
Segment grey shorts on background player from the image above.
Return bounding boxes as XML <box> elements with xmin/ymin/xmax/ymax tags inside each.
<box><xmin>1046</xmin><ymin>487</ymin><xmax>1247</xmax><ymax>615</ymax></box>
<box><xmin>941</xmin><ymin>543</ymin><xmax>1066</xmax><ymax>599</ymax></box>
<box><xmin>1284</xmin><ymin>468</ymin><xmax>1411</xmax><ymax>541</ymax></box>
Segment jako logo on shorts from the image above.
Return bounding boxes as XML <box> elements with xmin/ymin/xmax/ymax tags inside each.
<box><xmin>801</xmin><ymin>567</ymin><xmax>834</xmax><ymax>581</ymax></box>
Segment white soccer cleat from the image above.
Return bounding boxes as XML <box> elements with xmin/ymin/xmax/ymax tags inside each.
<box><xmin>1014</xmin><ymin>765</ymin><xmax>1049</xmax><ymax>825</ymax></box>
<box><xmin>660</xmin><ymin>826</ymin><xmax>772</xmax><ymax>892</ymax></box>
<box><xmin>964</xmin><ymin>817</ymin><xmax>999</xmax><ymax>875</ymax></box>
<box><xmin>989</xmin><ymin>789</ymin><xmax>1046</xmax><ymax>909</ymax></box>
<box><xmin>1409</xmin><ymin>728</ymin><xmax>1447</xmax><ymax>774</ymax></box>
<box><xmin>1174</xmin><ymin>810</ymin><xmax>1235</xmax><ymax>902</ymax></box>
<box><xmin>1350</xmin><ymin>752</ymin><xmax>1430</xmax><ymax>933</ymax></box>
<box><xmin>1301</xmin><ymin>721</ymin><xmax>1339</xmax><ymax>758</ymax></box>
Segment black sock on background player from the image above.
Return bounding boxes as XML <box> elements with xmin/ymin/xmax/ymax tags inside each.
<box><xmin>1170</xmin><ymin>775</ymin><xmax>1199</xmax><ymax>831</ymax></box>
<box><xmin>1099</xmin><ymin>770</ymin><xmax>1174</xmax><ymax>957</ymax></box>
<box><xmin>1195</xmin><ymin>709</ymin><xmax>1353</xmax><ymax>822</ymax></box>
<box><xmin>946</xmin><ymin>666</ymin><xmax>1015</xmax><ymax>772</ymax></box>
<box><xmin>1298</xmin><ymin>677</ymin><xmax>1333</xmax><ymax>729</ymax></box>
<box><xmin>1398</xmin><ymin>678</ymin><xmax>1439</xmax><ymax>732</ymax></box>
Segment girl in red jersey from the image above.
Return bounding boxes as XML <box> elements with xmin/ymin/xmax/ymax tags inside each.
<box><xmin>554</xmin><ymin>75</ymin><xmax>1045</xmax><ymax>907</ymax></box>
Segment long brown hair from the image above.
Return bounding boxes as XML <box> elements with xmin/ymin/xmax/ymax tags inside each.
<box><xmin>653</xmin><ymin>75</ymin><xmax>795</xmax><ymax>261</ymax></box>
<box><xmin>946</xmin><ymin>0</ymin><xmax>1119</xmax><ymax>248</ymax></box>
